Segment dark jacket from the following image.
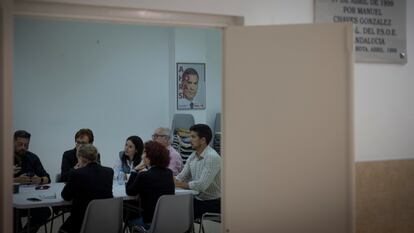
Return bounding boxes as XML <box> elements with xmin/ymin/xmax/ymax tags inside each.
<box><xmin>14</xmin><ymin>151</ymin><xmax>50</xmax><ymax>183</ymax></box>
<box><xmin>60</xmin><ymin>162</ymin><xmax>113</xmax><ymax>233</ymax></box>
<box><xmin>60</xmin><ymin>148</ymin><xmax>101</xmax><ymax>182</ymax></box>
<box><xmin>126</xmin><ymin>167</ymin><xmax>174</xmax><ymax>223</ymax></box>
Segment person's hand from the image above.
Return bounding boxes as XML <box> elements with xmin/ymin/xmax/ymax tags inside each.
<box><xmin>14</xmin><ymin>175</ymin><xmax>31</xmax><ymax>184</ymax></box>
<box><xmin>174</xmin><ymin>178</ymin><xmax>189</xmax><ymax>189</ymax></box>
<box><xmin>13</xmin><ymin>165</ymin><xmax>22</xmax><ymax>175</ymax></box>
<box><xmin>30</xmin><ymin>176</ymin><xmax>42</xmax><ymax>185</ymax></box>
<box><xmin>134</xmin><ymin>161</ymin><xmax>146</xmax><ymax>172</ymax></box>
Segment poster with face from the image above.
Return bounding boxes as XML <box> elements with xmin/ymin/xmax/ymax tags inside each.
<box><xmin>177</xmin><ymin>63</ymin><xmax>206</xmax><ymax>110</ymax></box>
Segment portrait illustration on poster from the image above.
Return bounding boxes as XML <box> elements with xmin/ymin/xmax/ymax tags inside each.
<box><xmin>177</xmin><ymin>63</ymin><xmax>206</xmax><ymax>110</ymax></box>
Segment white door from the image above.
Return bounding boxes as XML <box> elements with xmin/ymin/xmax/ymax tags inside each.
<box><xmin>222</xmin><ymin>23</ymin><xmax>354</xmax><ymax>233</ymax></box>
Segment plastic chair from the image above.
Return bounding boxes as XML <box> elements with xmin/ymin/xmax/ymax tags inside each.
<box><xmin>79</xmin><ymin>197</ymin><xmax>123</xmax><ymax>233</ymax></box>
<box><xmin>136</xmin><ymin>194</ymin><xmax>194</xmax><ymax>233</ymax></box>
<box><xmin>212</xmin><ymin>113</ymin><xmax>221</xmax><ymax>155</ymax></box>
<box><xmin>50</xmin><ymin>173</ymin><xmax>69</xmax><ymax>232</ymax></box>
<box><xmin>214</xmin><ymin>113</ymin><xmax>221</xmax><ymax>134</ymax></box>
<box><xmin>198</xmin><ymin>212</ymin><xmax>221</xmax><ymax>233</ymax></box>
<box><xmin>171</xmin><ymin>114</ymin><xmax>195</xmax><ymax>134</ymax></box>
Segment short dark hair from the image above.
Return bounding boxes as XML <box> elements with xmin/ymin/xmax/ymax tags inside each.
<box><xmin>144</xmin><ymin>141</ymin><xmax>170</xmax><ymax>168</ymax></box>
<box><xmin>182</xmin><ymin>68</ymin><xmax>199</xmax><ymax>81</ymax></box>
<box><xmin>190</xmin><ymin>124</ymin><xmax>212</xmax><ymax>144</ymax></box>
<box><xmin>14</xmin><ymin>130</ymin><xmax>31</xmax><ymax>140</ymax></box>
<box><xmin>75</xmin><ymin>128</ymin><xmax>94</xmax><ymax>143</ymax></box>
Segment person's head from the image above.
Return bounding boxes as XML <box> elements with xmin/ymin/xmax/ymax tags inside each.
<box><xmin>74</xmin><ymin>128</ymin><xmax>94</xmax><ymax>150</ymax></box>
<box><xmin>14</xmin><ymin>130</ymin><xmax>31</xmax><ymax>156</ymax></box>
<box><xmin>142</xmin><ymin>141</ymin><xmax>170</xmax><ymax>168</ymax></box>
<box><xmin>182</xmin><ymin>68</ymin><xmax>199</xmax><ymax>101</ymax></box>
<box><xmin>77</xmin><ymin>144</ymin><xmax>98</xmax><ymax>165</ymax></box>
<box><xmin>189</xmin><ymin>124</ymin><xmax>212</xmax><ymax>150</ymax></box>
<box><xmin>152</xmin><ymin>127</ymin><xmax>171</xmax><ymax>147</ymax></box>
<box><xmin>124</xmin><ymin>136</ymin><xmax>144</xmax><ymax>158</ymax></box>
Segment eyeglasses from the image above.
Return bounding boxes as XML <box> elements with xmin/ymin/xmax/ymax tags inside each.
<box><xmin>152</xmin><ymin>134</ymin><xmax>169</xmax><ymax>139</ymax></box>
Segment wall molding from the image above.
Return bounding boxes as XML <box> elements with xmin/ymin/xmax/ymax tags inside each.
<box><xmin>14</xmin><ymin>0</ymin><xmax>244</xmax><ymax>27</ymax></box>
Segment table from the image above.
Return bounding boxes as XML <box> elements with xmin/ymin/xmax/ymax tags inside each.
<box><xmin>13</xmin><ymin>182</ymin><xmax>198</xmax><ymax>209</ymax></box>
<box><xmin>13</xmin><ymin>182</ymin><xmax>198</xmax><ymax>233</ymax></box>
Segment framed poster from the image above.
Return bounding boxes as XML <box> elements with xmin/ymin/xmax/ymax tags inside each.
<box><xmin>177</xmin><ymin>63</ymin><xmax>206</xmax><ymax>110</ymax></box>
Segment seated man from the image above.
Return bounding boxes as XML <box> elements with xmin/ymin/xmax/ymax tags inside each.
<box><xmin>152</xmin><ymin>127</ymin><xmax>183</xmax><ymax>175</ymax></box>
<box><xmin>60</xmin><ymin>128</ymin><xmax>100</xmax><ymax>182</ymax></box>
<box><xmin>13</xmin><ymin>130</ymin><xmax>51</xmax><ymax>233</ymax></box>
<box><xmin>59</xmin><ymin>144</ymin><xmax>113</xmax><ymax>233</ymax></box>
<box><xmin>174</xmin><ymin>124</ymin><xmax>221</xmax><ymax>219</ymax></box>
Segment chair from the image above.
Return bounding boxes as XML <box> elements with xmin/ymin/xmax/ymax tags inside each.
<box><xmin>171</xmin><ymin>114</ymin><xmax>195</xmax><ymax>164</ymax></box>
<box><xmin>136</xmin><ymin>194</ymin><xmax>194</xmax><ymax>233</ymax></box>
<box><xmin>171</xmin><ymin>114</ymin><xmax>195</xmax><ymax>135</ymax></box>
<box><xmin>214</xmin><ymin>113</ymin><xmax>221</xmax><ymax>134</ymax></box>
<box><xmin>212</xmin><ymin>113</ymin><xmax>221</xmax><ymax>155</ymax></box>
<box><xmin>55</xmin><ymin>173</ymin><xmax>62</xmax><ymax>182</ymax></box>
<box><xmin>198</xmin><ymin>212</ymin><xmax>221</xmax><ymax>233</ymax></box>
<box><xmin>50</xmin><ymin>173</ymin><xmax>69</xmax><ymax>232</ymax></box>
<box><xmin>79</xmin><ymin>197</ymin><xmax>123</xmax><ymax>233</ymax></box>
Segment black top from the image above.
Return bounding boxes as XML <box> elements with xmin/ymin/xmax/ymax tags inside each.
<box><xmin>60</xmin><ymin>148</ymin><xmax>101</xmax><ymax>182</ymax></box>
<box><xmin>126</xmin><ymin>167</ymin><xmax>175</xmax><ymax>223</ymax></box>
<box><xmin>61</xmin><ymin>162</ymin><xmax>113</xmax><ymax>233</ymax></box>
<box><xmin>14</xmin><ymin>151</ymin><xmax>50</xmax><ymax>182</ymax></box>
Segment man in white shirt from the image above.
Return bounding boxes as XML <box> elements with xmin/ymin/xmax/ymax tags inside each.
<box><xmin>175</xmin><ymin>124</ymin><xmax>221</xmax><ymax>219</ymax></box>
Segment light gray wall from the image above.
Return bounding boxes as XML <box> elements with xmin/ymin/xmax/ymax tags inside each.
<box><xmin>60</xmin><ymin>0</ymin><xmax>414</xmax><ymax>162</ymax></box>
<box><xmin>13</xmin><ymin>18</ymin><xmax>222</xmax><ymax>180</ymax></box>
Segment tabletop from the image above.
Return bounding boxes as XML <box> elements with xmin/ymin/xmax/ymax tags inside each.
<box><xmin>13</xmin><ymin>181</ymin><xmax>198</xmax><ymax>209</ymax></box>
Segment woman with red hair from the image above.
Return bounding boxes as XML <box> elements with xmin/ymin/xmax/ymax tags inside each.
<box><xmin>126</xmin><ymin>140</ymin><xmax>175</xmax><ymax>230</ymax></box>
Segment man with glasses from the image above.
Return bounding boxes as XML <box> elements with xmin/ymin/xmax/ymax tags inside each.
<box><xmin>152</xmin><ymin>127</ymin><xmax>183</xmax><ymax>175</ymax></box>
<box><xmin>60</xmin><ymin>128</ymin><xmax>99</xmax><ymax>182</ymax></box>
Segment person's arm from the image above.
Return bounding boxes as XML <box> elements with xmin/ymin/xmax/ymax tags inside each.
<box><xmin>32</xmin><ymin>156</ymin><xmax>51</xmax><ymax>184</ymax></box>
<box><xmin>125</xmin><ymin>171</ymin><xmax>143</xmax><ymax>196</ymax></box>
<box><xmin>61</xmin><ymin>171</ymin><xmax>78</xmax><ymax>201</ymax></box>
<box><xmin>188</xmin><ymin>155</ymin><xmax>221</xmax><ymax>192</ymax></box>
<box><xmin>168</xmin><ymin>148</ymin><xmax>183</xmax><ymax>176</ymax></box>
<box><xmin>60</xmin><ymin>152</ymin><xmax>75</xmax><ymax>182</ymax></box>
<box><xmin>175</xmin><ymin>155</ymin><xmax>193</xmax><ymax>183</ymax></box>
<box><xmin>14</xmin><ymin>175</ymin><xmax>31</xmax><ymax>184</ymax></box>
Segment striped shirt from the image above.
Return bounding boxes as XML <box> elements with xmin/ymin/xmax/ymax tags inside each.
<box><xmin>176</xmin><ymin>146</ymin><xmax>221</xmax><ymax>200</ymax></box>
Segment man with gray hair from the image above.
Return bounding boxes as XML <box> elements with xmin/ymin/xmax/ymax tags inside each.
<box><xmin>59</xmin><ymin>144</ymin><xmax>113</xmax><ymax>233</ymax></box>
<box><xmin>152</xmin><ymin>127</ymin><xmax>183</xmax><ymax>175</ymax></box>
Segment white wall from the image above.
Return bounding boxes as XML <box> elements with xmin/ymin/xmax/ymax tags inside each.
<box><xmin>171</xmin><ymin>27</ymin><xmax>222</xmax><ymax>127</ymax></box>
<box><xmin>54</xmin><ymin>0</ymin><xmax>414</xmax><ymax>162</ymax></box>
<box><xmin>15</xmin><ymin>0</ymin><xmax>414</xmax><ymax>162</ymax></box>
<box><xmin>14</xmin><ymin>18</ymin><xmax>222</xmax><ymax>179</ymax></box>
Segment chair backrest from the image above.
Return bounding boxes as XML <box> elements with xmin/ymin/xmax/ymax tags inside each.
<box><xmin>55</xmin><ymin>173</ymin><xmax>61</xmax><ymax>182</ymax></box>
<box><xmin>214</xmin><ymin>113</ymin><xmax>221</xmax><ymax>134</ymax></box>
<box><xmin>171</xmin><ymin>114</ymin><xmax>195</xmax><ymax>133</ymax></box>
<box><xmin>79</xmin><ymin>197</ymin><xmax>123</xmax><ymax>233</ymax></box>
<box><xmin>148</xmin><ymin>194</ymin><xmax>193</xmax><ymax>233</ymax></box>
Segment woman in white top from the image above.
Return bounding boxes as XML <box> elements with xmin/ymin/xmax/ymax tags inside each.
<box><xmin>115</xmin><ymin>136</ymin><xmax>143</xmax><ymax>174</ymax></box>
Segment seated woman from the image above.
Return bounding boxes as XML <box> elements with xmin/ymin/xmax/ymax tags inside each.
<box><xmin>126</xmin><ymin>140</ymin><xmax>175</xmax><ymax>229</ymax></box>
<box><xmin>115</xmin><ymin>136</ymin><xmax>143</xmax><ymax>174</ymax></box>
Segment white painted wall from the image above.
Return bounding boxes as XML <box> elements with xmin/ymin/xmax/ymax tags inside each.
<box><xmin>171</xmin><ymin>27</ymin><xmax>222</xmax><ymax>127</ymax></box>
<box><xmin>16</xmin><ymin>0</ymin><xmax>414</xmax><ymax>162</ymax></box>
<box><xmin>14</xmin><ymin>18</ymin><xmax>222</xmax><ymax>179</ymax></box>
<box><xmin>58</xmin><ymin>0</ymin><xmax>413</xmax><ymax>162</ymax></box>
